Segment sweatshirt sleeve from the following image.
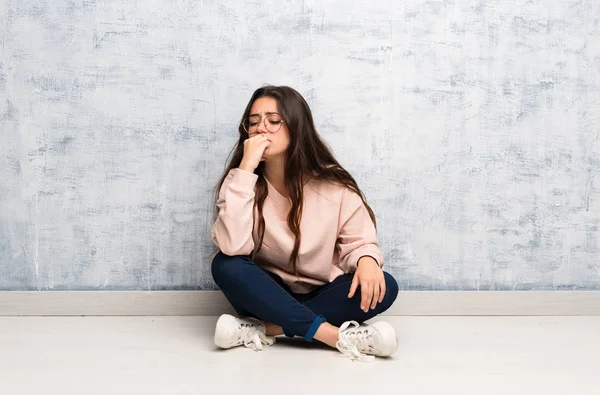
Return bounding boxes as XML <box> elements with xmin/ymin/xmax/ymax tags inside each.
<box><xmin>211</xmin><ymin>168</ymin><xmax>258</xmax><ymax>256</ymax></box>
<box><xmin>336</xmin><ymin>187</ymin><xmax>384</xmax><ymax>273</ymax></box>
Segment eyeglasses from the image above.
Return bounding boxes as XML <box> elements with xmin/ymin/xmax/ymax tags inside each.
<box><xmin>241</xmin><ymin>114</ymin><xmax>285</xmax><ymax>135</ymax></box>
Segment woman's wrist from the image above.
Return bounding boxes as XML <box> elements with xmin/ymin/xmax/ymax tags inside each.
<box><xmin>357</xmin><ymin>256</ymin><xmax>379</xmax><ymax>267</ymax></box>
<box><xmin>239</xmin><ymin>162</ymin><xmax>255</xmax><ymax>172</ymax></box>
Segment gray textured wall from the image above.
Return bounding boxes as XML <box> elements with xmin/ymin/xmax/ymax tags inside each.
<box><xmin>1</xmin><ymin>0</ymin><xmax>599</xmax><ymax>291</ymax></box>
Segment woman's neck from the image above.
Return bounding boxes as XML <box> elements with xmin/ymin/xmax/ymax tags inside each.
<box><xmin>264</xmin><ymin>157</ymin><xmax>288</xmax><ymax>197</ymax></box>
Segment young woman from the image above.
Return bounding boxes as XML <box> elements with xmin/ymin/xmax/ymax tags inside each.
<box><xmin>210</xmin><ymin>85</ymin><xmax>399</xmax><ymax>362</ymax></box>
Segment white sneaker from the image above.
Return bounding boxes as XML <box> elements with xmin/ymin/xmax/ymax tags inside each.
<box><xmin>214</xmin><ymin>314</ymin><xmax>275</xmax><ymax>351</ymax></box>
<box><xmin>336</xmin><ymin>320</ymin><xmax>398</xmax><ymax>362</ymax></box>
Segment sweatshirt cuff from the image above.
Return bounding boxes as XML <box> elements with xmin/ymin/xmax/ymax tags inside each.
<box><xmin>229</xmin><ymin>168</ymin><xmax>259</xmax><ymax>190</ymax></box>
<box><xmin>348</xmin><ymin>246</ymin><xmax>385</xmax><ymax>271</ymax></box>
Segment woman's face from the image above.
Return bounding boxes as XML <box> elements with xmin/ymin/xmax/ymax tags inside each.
<box><xmin>247</xmin><ymin>97</ymin><xmax>290</xmax><ymax>162</ymax></box>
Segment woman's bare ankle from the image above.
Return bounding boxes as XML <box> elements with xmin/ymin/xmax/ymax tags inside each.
<box><xmin>265</xmin><ymin>322</ymin><xmax>284</xmax><ymax>336</ymax></box>
<box><xmin>264</xmin><ymin>322</ymin><xmax>341</xmax><ymax>348</ymax></box>
<box><xmin>313</xmin><ymin>322</ymin><xmax>339</xmax><ymax>348</ymax></box>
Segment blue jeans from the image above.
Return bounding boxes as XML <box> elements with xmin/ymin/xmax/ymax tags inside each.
<box><xmin>211</xmin><ymin>252</ymin><xmax>399</xmax><ymax>342</ymax></box>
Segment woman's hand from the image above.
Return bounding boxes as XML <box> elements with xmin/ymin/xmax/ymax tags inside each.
<box><xmin>348</xmin><ymin>256</ymin><xmax>386</xmax><ymax>312</ymax></box>
<box><xmin>239</xmin><ymin>135</ymin><xmax>271</xmax><ymax>172</ymax></box>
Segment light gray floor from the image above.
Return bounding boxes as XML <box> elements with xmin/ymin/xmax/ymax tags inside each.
<box><xmin>1</xmin><ymin>316</ymin><xmax>599</xmax><ymax>395</ymax></box>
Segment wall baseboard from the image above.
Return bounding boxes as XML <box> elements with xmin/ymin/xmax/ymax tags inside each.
<box><xmin>0</xmin><ymin>291</ymin><xmax>598</xmax><ymax>316</ymax></box>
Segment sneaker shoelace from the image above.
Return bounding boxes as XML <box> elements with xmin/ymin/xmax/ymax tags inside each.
<box><xmin>239</xmin><ymin>323</ymin><xmax>275</xmax><ymax>351</ymax></box>
<box><xmin>336</xmin><ymin>321</ymin><xmax>375</xmax><ymax>362</ymax></box>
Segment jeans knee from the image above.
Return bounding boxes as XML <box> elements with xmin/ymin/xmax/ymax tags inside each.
<box><xmin>211</xmin><ymin>252</ymin><xmax>253</xmax><ymax>287</ymax></box>
<box><xmin>382</xmin><ymin>272</ymin><xmax>399</xmax><ymax>310</ymax></box>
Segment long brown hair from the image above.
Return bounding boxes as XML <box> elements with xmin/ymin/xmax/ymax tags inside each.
<box><xmin>214</xmin><ymin>85</ymin><xmax>376</xmax><ymax>275</ymax></box>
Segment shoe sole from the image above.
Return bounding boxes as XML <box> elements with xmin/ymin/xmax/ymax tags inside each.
<box><xmin>371</xmin><ymin>321</ymin><xmax>398</xmax><ymax>357</ymax></box>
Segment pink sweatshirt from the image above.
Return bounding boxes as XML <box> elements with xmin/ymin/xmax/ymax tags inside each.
<box><xmin>211</xmin><ymin>168</ymin><xmax>384</xmax><ymax>293</ymax></box>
